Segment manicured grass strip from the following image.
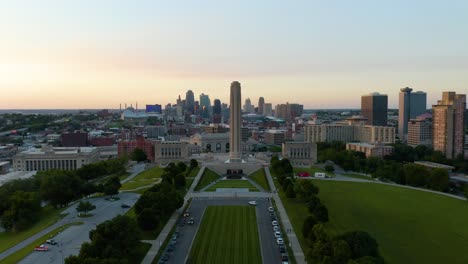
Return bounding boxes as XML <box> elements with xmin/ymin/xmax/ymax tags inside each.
<box><xmin>206</xmin><ymin>180</ymin><xmax>259</xmax><ymax>192</ymax></box>
<box><xmin>293</xmin><ymin>166</ymin><xmax>334</xmax><ymax>177</ymax></box>
<box><xmin>121</xmin><ymin>166</ymin><xmax>164</xmax><ymax>190</ymax></box>
<box><xmin>0</xmin><ymin>206</ymin><xmax>66</xmax><ymax>253</ymax></box>
<box><xmin>187</xmin><ymin>167</ymin><xmax>201</xmax><ymax>178</ymax></box>
<box><xmin>341</xmin><ymin>173</ymin><xmax>374</xmax><ymax>181</ymax></box>
<box><xmin>276</xmin><ymin>177</ymin><xmax>468</xmax><ymax>264</ymax></box>
<box><xmin>195</xmin><ymin>168</ymin><xmax>220</xmax><ymax>191</ymax></box>
<box><xmin>249</xmin><ymin>169</ymin><xmax>270</xmax><ymax>191</ymax></box>
<box><xmin>189</xmin><ymin>206</ymin><xmax>262</xmax><ymax>264</ymax></box>
<box><xmin>131</xmin><ymin>242</ymin><xmax>152</xmax><ymax>264</ymax></box>
<box><xmin>1</xmin><ymin>222</ymin><xmax>83</xmax><ymax>264</ymax></box>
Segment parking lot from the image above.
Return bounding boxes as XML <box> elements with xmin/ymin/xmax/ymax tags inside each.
<box><xmin>157</xmin><ymin>197</ymin><xmax>289</xmax><ymax>264</ymax></box>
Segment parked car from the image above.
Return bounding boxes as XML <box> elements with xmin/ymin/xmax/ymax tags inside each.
<box><xmin>273</xmin><ymin>226</ymin><xmax>280</xmax><ymax>232</ymax></box>
<box><xmin>121</xmin><ymin>204</ymin><xmax>131</xmax><ymax>208</ymax></box>
<box><xmin>34</xmin><ymin>245</ymin><xmax>49</xmax><ymax>251</ymax></box>
<box><xmin>274</xmin><ymin>231</ymin><xmax>282</xmax><ymax>238</ymax></box>
<box><xmin>161</xmin><ymin>253</ymin><xmax>170</xmax><ymax>261</ymax></box>
<box><xmin>279</xmin><ymin>245</ymin><xmax>286</xmax><ymax>253</ymax></box>
<box><xmin>248</xmin><ymin>201</ymin><xmax>257</xmax><ymax>206</ymax></box>
<box><xmin>276</xmin><ymin>238</ymin><xmax>284</xmax><ymax>245</ymax></box>
<box><xmin>272</xmin><ymin>220</ymin><xmax>278</xmax><ymax>226</ymax></box>
<box><xmin>281</xmin><ymin>254</ymin><xmax>289</xmax><ymax>261</ymax></box>
<box><xmin>268</xmin><ymin>207</ymin><xmax>274</xmax><ymax>212</ymax></box>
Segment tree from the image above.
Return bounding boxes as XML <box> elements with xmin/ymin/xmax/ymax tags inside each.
<box><xmin>137</xmin><ymin>208</ymin><xmax>159</xmax><ymax>230</ymax></box>
<box><xmin>308</xmin><ymin>195</ymin><xmax>322</xmax><ymax>213</ymax></box>
<box><xmin>338</xmin><ymin>231</ymin><xmax>380</xmax><ymax>259</ymax></box>
<box><xmin>427</xmin><ymin>168</ymin><xmax>449</xmax><ymax>191</ymax></box>
<box><xmin>285</xmin><ymin>184</ymin><xmax>296</xmax><ymax>198</ymax></box>
<box><xmin>40</xmin><ymin>171</ymin><xmax>84</xmax><ymax>207</ymax></box>
<box><xmin>176</xmin><ymin>162</ymin><xmax>187</xmax><ymax>173</ymax></box>
<box><xmin>76</xmin><ymin>201</ymin><xmax>96</xmax><ymax>216</ymax></box>
<box><xmin>464</xmin><ymin>184</ymin><xmax>468</xmax><ymax>201</ymax></box>
<box><xmin>189</xmin><ymin>159</ymin><xmax>198</xmax><ymax>170</ymax></box>
<box><xmin>403</xmin><ymin>164</ymin><xmax>429</xmax><ymax>187</ymax></box>
<box><xmin>131</xmin><ymin>148</ymin><xmax>147</xmax><ymax>162</ymax></box>
<box><xmin>174</xmin><ymin>173</ymin><xmax>186</xmax><ymax>188</ymax></box>
<box><xmin>302</xmin><ymin>215</ymin><xmax>318</xmax><ymax>239</ymax></box>
<box><xmin>331</xmin><ymin>239</ymin><xmax>352</xmax><ymax>264</ymax></box>
<box><xmin>325</xmin><ymin>164</ymin><xmax>335</xmax><ymax>173</ymax></box>
<box><xmin>295</xmin><ymin>180</ymin><xmax>319</xmax><ymax>201</ymax></box>
<box><xmin>104</xmin><ymin>176</ymin><xmax>121</xmax><ymax>197</ymax></box>
<box><xmin>1</xmin><ymin>191</ymin><xmax>41</xmax><ymax>231</ymax></box>
<box><xmin>312</xmin><ymin>203</ymin><xmax>329</xmax><ymax>223</ymax></box>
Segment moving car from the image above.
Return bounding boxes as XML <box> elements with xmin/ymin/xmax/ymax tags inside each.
<box><xmin>248</xmin><ymin>201</ymin><xmax>257</xmax><ymax>206</ymax></box>
<box><xmin>34</xmin><ymin>245</ymin><xmax>49</xmax><ymax>251</ymax></box>
<box><xmin>183</xmin><ymin>211</ymin><xmax>190</xmax><ymax>217</ymax></box>
<box><xmin>187</xmin><ymin>218</ymin><xmax>195</xmax><ymax>225</ymax></box>
<box><xmin>45</xmin><ymin>239</ymin><xmax>57</xmax><ymax>245</ymax></box>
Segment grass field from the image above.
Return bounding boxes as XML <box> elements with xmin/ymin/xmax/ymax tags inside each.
<box><xmin>277</xmin><ymin>178</ymin><xmax>468</xmax><ymax>264</ymax></box>
<box><xmin>206</xmin><ymin>180</ymin><xmax>259</xmax><ymax>192</ymax></box>
<box><xmin>187</xmin><ymin>167</ymin><xmax>201</xmax><ymax>178</ymax></box>
<box><xmin>249</xmin><ymin>169</ymin><xmax>270</xmax><ymax>191</ymax></box>
<box><xmin>1</xmin><ymin>222</ymin><xmax>83</xmax><ymax>264</ymax></box>
<box><xmin>293</xmin><ymin>166</ymin><xmax>334</xmax><ymax>177</ymax></box>
<box><xmin>341</xmin><ymin>173</ymin><xmax>374</xmax><ymax>181</ymax></box>
<box><xmin>120</xmin><ymin>166</ymin><xmax>164</xmax><ymax>190</ymax></box>
<box><xmin>0</xmin><ymin>206</ymin><xmax>66</xmax><ymax>254</ymax></box>
<box><xmin>188</xmin><ymin>206</ymin><xmax>262</xmax><ymax>264</ymax></box>
<box><xmin>195</xmin><ymin>168</ymin><xmax>220</xmax><ymax>191</ymax></box>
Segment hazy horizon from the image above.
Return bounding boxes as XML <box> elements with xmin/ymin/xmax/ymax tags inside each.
<box><xmin>1</xmin><ymin>1</ymin><xmax>467</xmax><ymax>109</ymax></box>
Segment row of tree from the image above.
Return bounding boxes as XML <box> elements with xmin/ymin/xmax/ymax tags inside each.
<box><xmin>0</xmin><ymin>158</ymin><xmax>126</xmax><ymax>231</ymax></box>
<box><xmin>65</xmin><ymin>215</ymin><xmax>142</xmax><ymax>264</ymax></box>
<box><xmin>318</xmin><ymin>142</ymin><xmax>451</xmax><ymax>192</ymax></box>
<box><xmin>134</xmin><ymin>182</ymin><xmax>183</xmax><ymax>231</ymax></box>
<box><xmin>271</xmin><ymin>156</ymin><xmax>384</xmax><ymax>264</ymax></box>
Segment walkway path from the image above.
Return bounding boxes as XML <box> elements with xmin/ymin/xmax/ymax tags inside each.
<box><xmin>199</xmin><ymin>175</ymin><xmax>266</xmax><ymax>193</ymax></box>
<box><xmin>264</xmin><ymin>167</ymin><xmax>306</xmax><ymax>264</ymax></box>
<box><xmin>140</xmin><ymin>166</ymin><xmax>206</xmax><ymax>264</ymax></box>
<box><xmin>121</xmin><ymin>163</ymin><xmax>146</xmax><ymax>184</ymax></box>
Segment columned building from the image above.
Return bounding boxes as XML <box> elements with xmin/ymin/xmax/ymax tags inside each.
<box><xmin>154</xmin><ymin>141</ymin><xmax>189</xmax><ymax>165</ymax></box>
<box><xmin>13</xmin><ymin>146</ymin><xmax>100</xmax><ymax>171</ymax></box>
<box><xmin>282</xmin><ymin>142</ymin><xmax>317</xmax><ymax>166</ymax></box>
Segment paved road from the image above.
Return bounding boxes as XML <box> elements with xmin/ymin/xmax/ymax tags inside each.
<box><xmin>158</xmin><ymin>198</ymin><xmax>283</xmax><ymax>264</ymax></box>
<box><xmin>121</xmin><ymin>163</ymin><xmax>146</xmax><ymax>184</ymax></box>
<box><xmin>18</xmin><ymin>192</ymin><xmax>140</xmax><ymax>264</ymax></box>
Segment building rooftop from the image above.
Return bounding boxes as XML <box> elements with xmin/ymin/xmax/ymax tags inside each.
<box><xmin>20</xmin><ymin>147</ymin><xmax>97</xmax><ymax>155</ymax></box>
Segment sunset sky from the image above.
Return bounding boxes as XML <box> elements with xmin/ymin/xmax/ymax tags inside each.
<box><xmin>1</xmin><ymin>0</ymin><xmax>467</xmax><ymax>109</ymax></box>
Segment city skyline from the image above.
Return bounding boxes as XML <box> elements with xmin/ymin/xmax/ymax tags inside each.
<box><xmin>1</xmin><ymin>1</ymin><xmax>468</xmax><ymax>109</ymax></box>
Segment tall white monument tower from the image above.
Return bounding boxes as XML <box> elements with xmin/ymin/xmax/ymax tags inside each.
<box><xmin>229</xmin><ymin>81</ymin><xmax>242</xmax><ymax>162</ymax></box>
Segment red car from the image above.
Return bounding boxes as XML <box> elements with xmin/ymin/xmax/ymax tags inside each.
<box><xmin>297</xmin><ymin>172</ymin><xmax>311</xmax><ymax>177</ymax></box>
<box><xmin>34</xmin><ymin>245</ymin><xmax>49</xmax><ymax>251</ymax></box>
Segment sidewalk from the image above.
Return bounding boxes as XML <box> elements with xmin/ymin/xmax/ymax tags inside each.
<box><xmin>140</xmin><ymin>166</ymin><xmax>206</xmax><ymax>264</ymax></box>
<box><xmin>264</xmin><ymin>167</ymin><xmax>306</xmax><ymax>264</ymax></box>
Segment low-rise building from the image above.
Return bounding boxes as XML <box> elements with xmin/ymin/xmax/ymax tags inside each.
<box><xmin>13</xmin><ymin>146</ymin><xmax>100</xmax><ymax>171</ymax></box>
<box><xmin>154</xmin><ymin>141</ymin><xmax>190</xmax><ymax>165</ymax></box>
<box><xmin>282</xmin><ymin>142</ymin><xmax>317</xmax><ymax>166</ymax></box>
<box><xmin>264</xmin><ymin>130</ymin><xmax>286</xmax><ymax>145</ymax></box>
<box><xmin>304</xmin><ymin>124</ymin><xmax>395</xmax><ymax>144</ymax></box>
<box><xmin>346</xmin><ymin>143</ymin><xmax>394</xmax><ymax>158</ymax></box>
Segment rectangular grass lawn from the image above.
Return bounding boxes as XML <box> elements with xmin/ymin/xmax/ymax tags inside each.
<box><xmin>189</xmin><ymin>206</ymin><xmax>262</xmax><ymax>264</ymax></box>
<box><xmin>249</xmin><ymin>169</ymin><xmax>270</xmax><ymax>191</ymax></box>
<box><xmin>206</xmin><ymin>180</ymin><xmax>259</xmax><ymax>192</ymax></box>
<box><xmin>277</xmin><ymin>178</ymin><xmax>468</xmax><ymax>264</ymax></box>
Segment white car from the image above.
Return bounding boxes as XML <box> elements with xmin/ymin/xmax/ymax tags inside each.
<box><xmin>272</xmin><ymin>220</ymin><xmax>278</xmax><ymax>226</ymax></box>
<box><xmin>277</xmin><ymin>238</ymin><xmax>284</xmax><ymax>245</ymax></box>
<box><xmin>273</xmin><ymin>226</ymin><xmax>280</xmax><ymax>232</ymax></box>
<box><xmin>248</xmin><ymin>201</ymin><xmax>257</xmax><ymax>206</ymax></box>
<box><xmin>274</xmin><ymin>231</ymin><xmax>282</xmax><ymax>238</ymax></box>
<box><xmin>268</xmin><ymin>207</ymin><xmax>274</xmax><ymax>212</ymax></box>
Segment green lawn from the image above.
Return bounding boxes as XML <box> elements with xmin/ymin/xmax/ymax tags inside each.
<box><xmin>0</xmin><ymin>206</ymin><xmax>66</xmax><ymax>254</ymax></box>
<box><xmin>206</xmin><ymin>180</ymin><xmax>259</xmax><ymax>192</ymax></box>
<box><xmin>1</xmin><ymin>222</ymin><xmax>83</xmax><ymax>264</ymax></box>
<box><xmin>293</xmin><ymin>166</ymin><xmax>334</xmax><ymax>177</ymax></box>
<box><xmin>120</xmin><ymin>166</ymin><xmax>164</xmax><ymax>190</ymax></box>
<box><xmin>187</xmin><ymin>167</ymin><xmax>201</xmax><ymax>178</ymax></box>
<box><xmin>188</xmin><ymin>206</ymin><xmax>262</xmax><ymax>264</ymax></box>
<box><xmin>276</xmin><ymin>178</ymin><xmax>468</xmax><ymax>264</ymax></box>
<box><xmin>195</xmin><ymin>168</ymin><xmax>221</xmax><ymax>191</ymax></box>
<box><xmin>341</xmin><ymin>173</ymin><xmax>374</xmax><ymax>181</ymax></box>
<box><xmin>249</xmin><ymin>169</ymin><xmax>270</xmax><ymax>191</ymax></box>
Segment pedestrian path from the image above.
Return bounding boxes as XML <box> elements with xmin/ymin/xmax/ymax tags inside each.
<box><xmin>264</xmin><ymin>167</ymin><xmax>306</xmax><ymax>264</ymax></box>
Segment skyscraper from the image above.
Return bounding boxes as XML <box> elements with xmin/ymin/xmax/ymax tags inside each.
<box><xmin>398</xmin><ymin>87</ymin><xmax>427</xmax><ymax>141</ymax></box>
<box><xmin>258</xmin><ymin>97</ymin><xmax>265</xmax><ymax>115</ymax></box>
<box><xmin>200</xmin><ymin>93</ymin><xmax>211</xmax><ymax>119</ymax></box>
<box><xmin>213</xmin><ymin>99</ymin><xmax>222</xmax><ymax>124</ymax></box>
<box><xmin>229</xmin><ymin>81</ymin><xmax>242</xmax><ymax>162</ymax></box>
<box><xmin>432</xmin><ymin>92</ymin><xmax>466</xmax><ymax>159</ymax></box>
<box><xmin>243</xmin><ymin>98</ymin><xmax>254</xmax><ymax>113</ymax></box>
<box><xmin>185</xmin><ymin>90</ymin><xmax>195</xmax><ymax>114</ymax></box>
<box><xmin>264</xmin><ymin>103</ymin><xmax>273</xmax><ymax>116</ymax></box>
<box><xmin>361</xmin><ymin>93</ymin><xmax>388</xmax><ymax>126</ymax></box>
